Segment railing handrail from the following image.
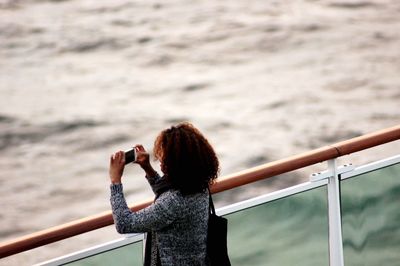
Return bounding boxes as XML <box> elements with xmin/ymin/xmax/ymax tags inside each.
<box><xmin>1</xmin><ymin>124</ymin><xmax>399</xmax><ymax>258</ymax></box>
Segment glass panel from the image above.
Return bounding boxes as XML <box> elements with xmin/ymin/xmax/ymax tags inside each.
<box><xmin>225</xmin><ymin>186</ymin><xmax>329</xmax><ymax>266</ymax></box>
<box><xmin>65</xmin><ymin>240</ymin><xmax>143</xmax><ymax>266</ymax></box>
<box><xmin>341</xmin><ymin>163</ymin><xmax>400</xmax><ymax>266</ymax></box>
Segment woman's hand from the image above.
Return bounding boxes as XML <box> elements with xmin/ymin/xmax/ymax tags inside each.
<box><xmin>109</xmin><ymin>151</ymin><xmax>125</xmax><ymax>184</ymax></box>
<box><xmin>134</xmin><ymin>145</ymin><xmax>150</xmax><ymax>168</ymax></box>
<box><xmin>135</xmin><ymin>145</ymin><xmax>157</xmax><ymax>177</ymax></box>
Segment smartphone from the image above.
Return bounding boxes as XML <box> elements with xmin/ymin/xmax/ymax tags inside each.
<box><xmin>125</xmin><ymin>148</ymin><xmax>137</xmax><ymax>165</ymax></box>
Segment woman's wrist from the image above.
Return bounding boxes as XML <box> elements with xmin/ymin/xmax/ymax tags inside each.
<box><xmin>141</xmin><ymin>164</ymin><xmax>157</xmax><ymax>177</ymax></box>
<box><xmin>110</xmin><ymin>174</ymin><xmax>122</xmax><ymax>185</ymax></box>
<box><xmin>111</xmin><ymin>180</ymin><xmax>122</xmax><ymax>185</ymax></box>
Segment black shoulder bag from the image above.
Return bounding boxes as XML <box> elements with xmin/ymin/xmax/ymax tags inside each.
<box><xmin>207</xmin><ymin>188</ymin><xmax>231</xmax><ymax>266</ymax></box>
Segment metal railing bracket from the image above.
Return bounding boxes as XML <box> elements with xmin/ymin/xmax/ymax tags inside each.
<box><xmin>310</xmin><ymin>163</ymin><xmax>354</xmax><ymax>182</ymax></box>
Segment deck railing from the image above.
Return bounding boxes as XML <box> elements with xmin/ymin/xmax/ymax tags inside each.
<box><xmin>0</xmin><ymin>124</ymin><xmax>399</xmax><ymax>259</ymax></box>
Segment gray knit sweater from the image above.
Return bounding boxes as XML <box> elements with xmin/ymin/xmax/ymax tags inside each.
<box><xmin>110</xmin><ymin>174</ymin><xmax>209</xmax><ymax>266</ymax></box>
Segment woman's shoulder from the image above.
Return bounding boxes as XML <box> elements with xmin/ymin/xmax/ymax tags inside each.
<box><xmin>158</xmin><ymin>189</ymin><xmax>208</xmax><ymax>205</ymax></box>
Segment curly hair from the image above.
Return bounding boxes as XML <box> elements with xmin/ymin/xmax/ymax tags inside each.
<box><xmin>153</xmin><ymin>122</ymin><xmax>220</xmax><ymax>195</ymax></box>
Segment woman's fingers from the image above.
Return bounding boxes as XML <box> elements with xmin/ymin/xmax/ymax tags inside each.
<box><xmin>109</xmin><ymin>151</ymin><xmax>125</xmax><ymax>184</ymax></box>
<box><xmin>118</xmin><ymin>151</ymin><xmax>125</xmax><ymax>164</ymax></box>
<box><xmin>121</xmin><ymin>151</ymin><xmax>126</xmax><ymax>164</ymax></box>
<box><xmin>110</xmin><ymin>151</ymin><xmax>126</xmax><ymax>165</ymax></box>
<box><xmin>135</xmin><ymin>144</ymin><xmax>146</xmax><ymax>152</ymax></box>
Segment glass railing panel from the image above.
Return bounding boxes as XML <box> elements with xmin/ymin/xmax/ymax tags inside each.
<box><xmin>341</xmin><ymin>163</ymin><xmax>400</xmax><ymax>266</ymax></box>
<box><xmin>224</xmin><ymin>185</ymin><xmax>329</xmax><ymax>265</ymax></box>
<box><xmin>60</xmin><ymin>239</ymin><xmax>142</xmax><ymax>266</ymax></box>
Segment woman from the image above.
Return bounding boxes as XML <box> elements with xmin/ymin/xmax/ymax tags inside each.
<box><xmin>109</xmin><ymin>122</ymin><xmax>220</xmax><ymax>266</ymax></box>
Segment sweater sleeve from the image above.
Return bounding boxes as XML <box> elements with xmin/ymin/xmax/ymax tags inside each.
<box><xmin>145</xmin><ymin>172</ymin><xmax>165</xmax><ymax>195</ymax></box>
<box><xmin>145</xmin><ymin>172</ymin><xmax>161</xmax><ymax>186</ymax></box>
<box><xmin>110</xmin><ymin>183</ymin><xmax>180</xmax><ymax>234</ymax></box>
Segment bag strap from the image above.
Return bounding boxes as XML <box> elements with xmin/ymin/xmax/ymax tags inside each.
<box><xmin>208</xmin><ymin>187</ymin><xmax>216</xmax><ymax>215</ymax></box>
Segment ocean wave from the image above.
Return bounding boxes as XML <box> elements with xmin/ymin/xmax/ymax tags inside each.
<box><xmin>0</xmin><ymin>119</ymin><xmax>103</xmax><ymax>150</ymax></box>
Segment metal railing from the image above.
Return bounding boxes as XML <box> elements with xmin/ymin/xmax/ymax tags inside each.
<box><xmin>37</xmin><ymin>153</ymin><xmax>400</xmax><ymax>265</ymax></box>
<box><xmin>1</xmin><ymin>124</ymin><xmax>399</xmax><ymax>258</ymax></box>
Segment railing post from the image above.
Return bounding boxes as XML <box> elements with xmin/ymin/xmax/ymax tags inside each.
<box><xmin>327</xmin><ymin>159</ymin><xmax>344</xmax><ymax>266</ymax></box>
